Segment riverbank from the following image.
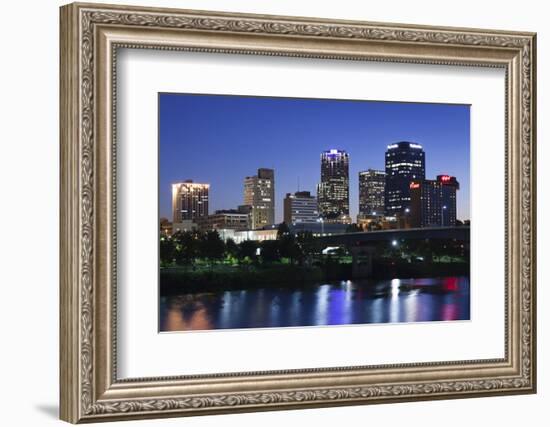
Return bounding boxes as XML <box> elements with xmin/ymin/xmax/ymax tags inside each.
<box><xmin>160</xmin><ymin>261</ymin><xmax>469</xmax><ymax>294</ymax></box>
<box><xmin>160</xmin><ymin>265</ymin><xmax>324</xmax><ymax>294</ymax></box>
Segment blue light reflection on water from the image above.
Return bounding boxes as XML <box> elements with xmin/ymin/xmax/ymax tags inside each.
<box><xmin>159</xmin><ymin>276</ymin><xmax>470</xmax><ymax>332</ymax></box>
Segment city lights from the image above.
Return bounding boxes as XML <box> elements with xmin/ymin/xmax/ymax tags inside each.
<box><xmin>169</xmin><ymin>143</ymin><xmax>462</xmax><ymax>239</ymax></box>
<box><xmin>159</xmin><ymin>94</ymin><xmax>471</xmax><ymax>334</ymax></box>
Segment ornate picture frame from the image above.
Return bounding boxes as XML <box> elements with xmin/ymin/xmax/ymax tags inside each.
<box><xmin>60</xmin><ymin>2</ymin><xmax>536</xmax><ymax>423</ymax></box>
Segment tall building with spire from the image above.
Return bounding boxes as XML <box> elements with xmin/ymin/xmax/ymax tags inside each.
<box><xmin>317</xmin><ymin>149</ymin><xmax>350</xmax><ymax>223</ymax></box>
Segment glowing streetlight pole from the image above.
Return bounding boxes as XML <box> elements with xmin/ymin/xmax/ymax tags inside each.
<box><xmin>317</xmin><ymin>217</ymin><xmax>325</xmax><ymax>236</ymax></box>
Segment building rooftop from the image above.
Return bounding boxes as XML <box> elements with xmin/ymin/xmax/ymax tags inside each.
<box><xmin>387</xmin><ymin>141</ymin><xmax>423</xmax><ymax>150</ymax></box>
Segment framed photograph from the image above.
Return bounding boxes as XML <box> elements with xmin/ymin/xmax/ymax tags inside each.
<box><xmin>60</xmin><ymin>2</ymin><xmax>537</xmax><ymax>423</ymax></box>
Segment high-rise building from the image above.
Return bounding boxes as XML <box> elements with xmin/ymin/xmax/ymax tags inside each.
<box><xmin>283</xmin><ymin>191</ymin><xmax>319</xmax><ymax>225</ymax></box>
<box><xmin>317</xmin><ymin>149</ymin><xmax>350</xmax><ymax>223</ymax></box>
<box><xmin>385</xmin><ymin>141</ymin><xmax>426</xmax><ymax>215</ymax></box>
<box><xmin>171</xmin><ymin>180</ymin><xmax>209</xmax><ymax>223</ymax></box>
<box><xmin>358</xmin><ymin>169</ymin><xmax>385</xmax><ymax>218</ymax></box>
<box><xmin>410</xmin><ymin>175</ymin><xmax>460</xmax><ymax>227</ymax></box>
<box><xmin>243</xmin><ymin>168</ymin><xmax>275</xmax><ymax>229</ymax></box>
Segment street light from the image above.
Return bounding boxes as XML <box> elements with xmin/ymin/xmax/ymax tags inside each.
<box><xmin>392</xmin><ymin>239</ymin><xmax>398</xmax><ymax>247</ymax></box>
<box><xmin>317</xmin><ymin>217</ymin><xmax>325</xmax><ymax>236</ymax></box>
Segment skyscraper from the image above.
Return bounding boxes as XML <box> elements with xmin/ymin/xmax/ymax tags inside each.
<box><xmin>410</xmin><ymin>175</ymin><xmax>460</xmax><ymax>227</ymax></box>
<box><xmin>317</xmin><ymin>149</ymin><xmax>350</xmax><ymax>223</ymax></box>
<box><xmin>385</xmin><ymin>141</ymin><xmax>425</xmax><ymax>215</ymax></box>
<box><xmin>358</xmin><ymin>169</ymin><xmax>385</xmax><ymax>217</ymax></box>
<box><xmin>283</xmin><ymin>191</ymin><xmax>319</xmax><ymax>225</ymax></box>
<box><xmin>243</xmin><ymin>168</ymin><xmax>275</xmax><ymax>229</ymax></box>
<box><xmin>171</xmin><ymin>180</ymin><xmax>210</xmax><ymax>223</ymax></box>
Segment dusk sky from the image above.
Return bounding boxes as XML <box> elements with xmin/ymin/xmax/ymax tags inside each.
<box><xmin>159</xmin><ymin>93</ymin><xmax>470</xmax><ymax>222</ymax></box>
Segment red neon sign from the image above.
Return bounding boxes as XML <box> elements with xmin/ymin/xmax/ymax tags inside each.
<box><xmin>440</xmin><ymin>175</ymin><xmax>451</xmax><ymax>182</ymax></box>
<box><xmin>410</xmin><ymin>182</ymin><xmax>420</xmax><ymax>189</ymax></box>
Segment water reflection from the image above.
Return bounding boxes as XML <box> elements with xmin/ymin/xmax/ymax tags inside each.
<box><xmin>160</xmin><ymin>276</ymin><xmax>470</xmax><ymax>332</ymax></box>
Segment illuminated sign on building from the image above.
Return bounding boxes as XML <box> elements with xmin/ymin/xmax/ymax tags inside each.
<box><xmin>437</xmin><ymin>175</ymin><xmax>459</xmax><ymax>188</ymax></box>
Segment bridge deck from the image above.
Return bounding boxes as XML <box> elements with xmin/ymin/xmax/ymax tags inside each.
<box><xmin>317</xmin><ymin>226</ymin><xmax>470</xmax><ymax>245</ymax></box>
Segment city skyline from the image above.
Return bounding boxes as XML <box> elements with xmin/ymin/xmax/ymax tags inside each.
<box><xmin>159</xmin><ymin>93</ymin><xmax>470</xmax><ymax>222</ymax></box>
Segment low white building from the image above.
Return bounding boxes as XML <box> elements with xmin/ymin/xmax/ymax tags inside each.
<box><xmin>171</xmin><ymin>220</ymin><xmax>197</xmax><ymax>234</ymax></box>
<box><xmin>217</xmin><ymin>228</ymin><xmax>278</xmax><ymax>244</ymax></box>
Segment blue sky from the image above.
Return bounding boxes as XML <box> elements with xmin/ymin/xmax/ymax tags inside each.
<box><xmin>159</xmin><ymin>93</ymin><xmax>470</xmax><ymax>222</ymax></box>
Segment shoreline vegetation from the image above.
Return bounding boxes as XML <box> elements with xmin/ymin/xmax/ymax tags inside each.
<box><xmin>160</xmin><ymin>262</ymin><xmax>470</xmax><ymax>294</ymax></box>
<box><xmin>160</xmin><ymin>223</ymin><xmax>470</xmax><ymax>295</ymax></box>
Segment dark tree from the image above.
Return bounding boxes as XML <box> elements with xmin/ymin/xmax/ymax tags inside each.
<box><xmin>429</xmin><ymin>239</ymin><xmax>449</xmax><ymax>262</ymax></box>
<box><xmin>239</xmin><ymin>239</ymin><xmax>258</xmax><ymax>263</ymax></box>
<box><xmin>225</xmin><ymin>238</ymin><xmax>239</xmax><ymax>260</ymax></box>
<box><xmin>277</xmin><ymin>222</ymin><xmax>291</xmax><ymax>239</ymax></box>
<box><xmin>279</xmin><ymin>233</ymin><xmax>301</xmax><ymax>264</ymax></box>
<box><xmin>260</xmin><ymin>240</ymin><xmax>281</xmax><ymax>263</ymax></box>
<box><xmin>296</xmin><ymin>231</ymin><xmax>317</xmax><ymax>255</ymax></box>
<box><xmin>345</xmin><ymin>223</ymin><xmax>362</xmax><ymax>233</ymax></box>
<box><xmin>173</xmin><ymin>230</ymin><xmax>199</xmax><ymax>266</ymax></box>
<box><xmin>295</xmin><ymin>231</ymin><xmax>318</xmax><ymax>265</ymax></box>
<box><xmin>200</xmin><ymin>230</ymin><xmax>225</xmax><ymax>264</ymax></box>
<box><xmin>159</xmin><ymin>235</ymin><xmax>175</xmax><ymax>266</ymax></box>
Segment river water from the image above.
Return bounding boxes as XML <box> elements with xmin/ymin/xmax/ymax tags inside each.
<box><xmin>159</xmin><ymin>276</ymin><xmax>470</xmax><ymax>332</ymax></box>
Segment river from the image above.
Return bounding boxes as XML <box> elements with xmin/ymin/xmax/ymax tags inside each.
<box><xmin>159</xmin><ymin>276</ymin><xmax>470</xmax><ymax>332</ymax></box>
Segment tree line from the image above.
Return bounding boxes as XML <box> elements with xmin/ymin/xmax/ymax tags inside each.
<box><xmin>160</xmin><ymin>222</ymin><xmax>469</xmax><ymax>268</ymax></box>
<box><xmin>160</xmin><ymin>223</ymin><xmax>320</xmax><ymax>267</ymax></box>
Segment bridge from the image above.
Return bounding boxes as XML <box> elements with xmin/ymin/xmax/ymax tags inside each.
<box><xmin>317</xmin><ymin>226</ymin><xmax>469</xmax><ymax>246</ymax></box>
<box><xmin>315</xmin><ymin>226</ymin><xmax>470</xmax><ymax>278</ymax></box>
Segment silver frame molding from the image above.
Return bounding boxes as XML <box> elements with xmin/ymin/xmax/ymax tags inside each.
<box><xmin>60</xmin><ymin>2</ymin><xmax>537</xmax><ymax>423</ymax></box>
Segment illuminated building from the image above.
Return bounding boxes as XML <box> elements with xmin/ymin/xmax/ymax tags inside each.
<box><xmin>283</xmin><ymin>191</ymin><xmax>319</xmax><ymax>225</ymax></box>
<box><xmin>317</xmin><ymin>149</ymin><xmax>350</xmax><ymax>223</ymax></box>
<box><xmin>217</xmin><ymin>228</ymin><xmax>279</xmax><ymax>244</ymax></box>
<box><xmin>410</xmin><ymin>175</ymin><xmax>460</xmax><ymax>227</ymax></box>
<box><xmin>171</xmin><ymin>180</ymin><xmax>209</xmax><ymax>223</ymax></box>
<box><xmin>160</xmin><ymin>218</ymin><xmax>172</xmax><ymax>236</ymax></box>
<box><xmin>243</xmin><ymin>168</ymin><xmax>275</xmax><ymax>229</ymax></box>
<box><xmin>356</xmin><ymin>213</ymin><xmax>384</xmax><ymax>231</ymax></box>
<box><xmin>356</xmin><ymin>214</ymin><xmax>402</xmax><ymax>231</ymax></box>
<box><xmin>171</xmin><ymin>220</ymin><xmax>197</xmax><ymax>234</ymax></box>
<box><xmin>385</xmin><ymin>142</ymin><xmax>425</xmax><ymax>215</ymax></box>
<box><xmin>196</xmin><ymin>209</ymin><xmax>250</xmax><ymax>232</ymax></box>
<box><xmin>358</xmin><ymin>169</ymin><xmax>385</xmax><ymax>217</ymax></box>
